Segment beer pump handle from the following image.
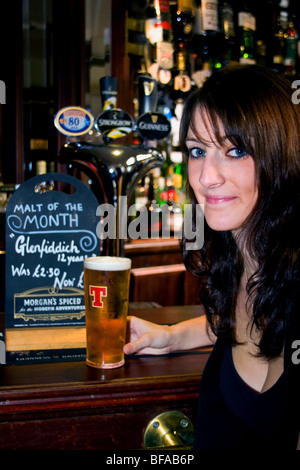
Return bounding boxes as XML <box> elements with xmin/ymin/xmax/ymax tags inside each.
<box><xmin>138</xmin><ymin>75</ymin><xmax>158</xmax><ymax>115</ymax></box>
<box><xmin>135</xmin><ymin>76</ymin><xmax>171</xmax><ymax>143</ymax></box>
<box><xmin>99</xmin><ymin>76</ymin><xmax>118</xmax><ymax>111</ymax></box>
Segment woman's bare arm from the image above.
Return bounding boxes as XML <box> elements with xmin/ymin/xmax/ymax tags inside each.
<box><xmin>123</xmin><ymin>314</ymin><xmax>215</xmax><ymax>356</ymax></box>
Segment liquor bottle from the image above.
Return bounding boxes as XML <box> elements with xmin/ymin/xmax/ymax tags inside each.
<box><xmin>278</xmin><ymin>0</ymin><xmax>289</xmax><ymax>28</ymax></box>
<box><xmin>171</xmin><ymin>0</ymin><xmax>194</xmax><ymax>92</ymax></box>
<box><xmin>202</xmin><ymin>0</ymin><xmax>219</xmax><ymax>34</ymax></box>
<box><xmin>272</xmin><ymin>12</ymin><xmax>286</xmax><ymax>73</ymax></box>
<box><xmin>25</xmin><ymin>137</ymin><xmax>49</xmax><ymax>180</ymax></box>
<box><xmin>284</xmin><ymin>16</ymin><xmax>298</xmax><ymax>75</ymax></box>
<box><xmin>144</xmin><ymin>0</ymin><xmax>174</xmax><ymax>81</ymax></box>
<box><xmin>170</xmin><ymin>99</ymin><xmax>185</xmax><ymax>199</ymax></box>
<box><xmin>172</xmin><ymin>155</ymin><xmax>184</xmax><ymax>190</ymax></box>
<box><xmin>160</xmin><ymin>137</ymin><xmax>175</xmax><ymax>188</ymax></box>
<box><xmin>34</xmin><ymin>160</ymin><xmax>55</xmax><ymax>193</ymax></box>
<box><xmin>256</xmin><ymin>39</ymin><xmax>267</xmax><ymax>67</ymax></box>
<box><xmin>219</xmin><ymin>0</ymin><xmax>238</xmax><ymax>65</ymax></box>
<box><xmin>150</xmin><ymin>167</ymin><xmax>163</xmax><ymax>206</ymax></box>
<box><xmin>146</xmin><ymin>172</ymin><xmax>162</xmax><ymax>237</ymax></box>
<box><xmin>238</xmin><ymin>1</ymin><xmax>256</xmax><ymax>64</ymax></box>
<box><xmin>156</xmin><ymin>174</ymin><xmax>168</xmax><ymax>206</ymax></box>
<box><xmin>157</xmin><ymin>0</ymin><xmax>173</xmax><ymax>44</ymax></box>
<box><xmin>193</xmin><ymin>0</ymin><xmax>223</xmax><ymax>72</ymax></box>
<box><xmin>36</xmin><ymin>160</ymin><xmax>47</xmax><ymax>175</ymax></box>
<box><xmin>145</xmin><ymin>0</ymin><xmax>173</xmax><ymax>43</ymax></box>
<box><xmin>144</xmin><ymin>0</ymin><xmax>161</xmax><ymax>75</ymax></box>
<box><xmin>134</xmin><ymin>176</ymin><xmax>150</xmax><ymax>215</ymax></box>
<box><xmin>173</xmin><ymin>0</ymin><xmax>195</xmax><ymax>50</ymax></box>
<box><xmin>164</xmin><ymin>186</ymin><xmax>183</xmax><ymax>237</ymax></box>
<box><xmin>158</xmin><ymin>0</ymin><xmax>174</xmax><ymax>84</ymax></box>
<box><xmin>173</xmin><ymin>50</ymin><xmax>192</xmax><ymax>92</ymax></box>
<box><xmin>204</xmin><ymin>0</ymin><xmax>223</xmax><ymax>70</ymax></box>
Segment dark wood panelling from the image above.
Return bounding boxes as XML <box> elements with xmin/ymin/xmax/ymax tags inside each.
<box><xmin>0</xmin><ymin>305</ymin><xmax>209</xmax><ymax>450</ymax></box>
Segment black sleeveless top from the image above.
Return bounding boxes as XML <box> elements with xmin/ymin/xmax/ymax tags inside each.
<box><xmin>194</xmin><ymin>339</ymin><xmax>299</xmax><ymax>450</ymax></box>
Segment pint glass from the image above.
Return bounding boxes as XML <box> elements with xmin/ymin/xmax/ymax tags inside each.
<box><xmin>84</xmin><ymin>256</ymin><xmax>131</xmax><ymax>369</ymax></box>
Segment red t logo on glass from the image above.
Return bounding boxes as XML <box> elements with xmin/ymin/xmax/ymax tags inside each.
<box><xmin>89</xmin><ymin>286</ymin><xmax>107</xmax><ymax>307</ymax></box>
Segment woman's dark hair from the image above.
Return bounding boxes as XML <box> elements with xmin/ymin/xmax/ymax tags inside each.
<box><xmin>180</xmin><ymin>64</ymin><xmax>300</xmax><ymax>357</ymax></box>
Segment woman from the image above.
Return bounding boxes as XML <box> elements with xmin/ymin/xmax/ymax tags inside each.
<box><xmin>124</xmin><ymin>64</ymin><xmax>300</xmax><ymax>449</ymax></box>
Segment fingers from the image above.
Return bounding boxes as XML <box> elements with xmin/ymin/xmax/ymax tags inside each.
<box><xmin>124</xmin><ymin>315</ymin><xmax>171</xmax><ymax>355</ymax></box>
<box><xmin>124</xmin><ymin>316</ymin><xmax>152</xmax><ymax>354</ymax></box>
<box><xmin>123</xmin><ymin>332</ymin><xmax>153</xmax><ymax>355</ymax></box>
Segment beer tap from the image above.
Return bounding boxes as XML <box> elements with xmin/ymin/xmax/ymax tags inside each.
<box><xmin>56</xmin><ymin>76</ymin><xmax>170</xmax><ymax>257</ymax></box>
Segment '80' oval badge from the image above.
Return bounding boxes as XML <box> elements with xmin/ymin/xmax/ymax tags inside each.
<box><xmin>54</xmin><ymin>106</ymin><xmax>94</xmax><ymax>136</ymax></box>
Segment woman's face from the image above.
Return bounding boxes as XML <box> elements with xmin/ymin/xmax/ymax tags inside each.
<box><xmin>186</xmin><ymin>110</ymin><xmax>258</xmax><ymax>233</ymax></box>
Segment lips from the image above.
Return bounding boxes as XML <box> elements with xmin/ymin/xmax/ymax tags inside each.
<box><xmin>205</xmin><ymin>195</ymin><xmax>237</xmax><ymax>205</ymax></box>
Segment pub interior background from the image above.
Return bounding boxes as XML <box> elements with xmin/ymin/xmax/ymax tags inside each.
<box><xmin>1</xmin><ymin>0</ymin><xmax>300</xmax><ymax>308</ymax></box>
<box><xmin>0</xmin><ymin>0</ymin><xmax>300</xmax><ymax>451</ymax></box>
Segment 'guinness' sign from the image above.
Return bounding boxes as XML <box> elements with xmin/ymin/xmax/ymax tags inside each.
<box><xmin>136</xmin><ymin>112</ymin><xmax>171</xmax><ymax>140</ymax></box>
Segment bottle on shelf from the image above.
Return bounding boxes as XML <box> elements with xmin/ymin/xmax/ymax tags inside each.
<box><xmin>128</xmin><ymin>176</ymin><xmax>149</xmax><ymax>238</ymax></box>
<box><xmin>174</xmin><ymin>50</ymin><xmax>192</xmax><ymax>92</ymax></box>
<box><xmin>155</xmin><ymin>173</ymin><xmax>168</xmax><ymax>206</ymax></box>
<box><xmin>172</xmin><ymin>153</ymin><xmax>185</xmax><ymax>197</ymax></box>
<box><xmin>25</xmin><ymin>137</ymin><xmax>49</xmax><ymax>180</ymax></box>
<box><xmin>256</xmin><ymin>39</ymin><xmax>267</xmax><ymax>66</ymax></box>
<box><xmin>145</xmin><ymin>172</ymin><xmax>162</xmax><ymax>237</ymax></box>
<box><xmin>171</xmin><ymin>0</ymin><xmax>194</xmax><ymax>92</ymax></box>
<box><xmin>162</xmin><ymin>186</ymin><xmax>183</xmax><ymax>237</ymax></box>
<box><xmin>134</xmin><ymin>176</ymin><xmax>150</xmax><ymax>215</ymax></box>
<box><xmin>144</xmin><ymin>0</ymin><xmax>160</xmax><ymax>76</ymax></box>
<box><xmin>173</xmin><ymin>0</ymin><xmax>195</xmax><ymax>48</ymax></box>
<box><xmin>272</xmin><ymin>9</ymin><xmax>286</xmax><ymax>73</ymax></box>
<box><xmin>219</xmin><ymin>0</ymin><xmax>238</xmax><ymax>65</ymax></box>
<box><xmin>284</xmin><ymin>15</ymin><xmax>298</xmax><ymax>75</ymax></box>
<box><xmin>238</xmin><ymin>1</ymin><xmax>256</xmax><ymax>64</ymax></box>
<box><xmin>36</xmin><ymin>160</ymin><xmax>47</xmax><ymax>175</ymax></box>
<box><xmin>144</xmin><ymin>0</ymin><xmax>174</xmax><ymax>82</ymax></box>
<box><xmin>35</xmin><ymin>160</ymin><xmax>55</xmax><ymax>193</ymax></box>
<box><xmin>191</xmin><ymin>0</ymin><xmax>226</xmax><ymax>78</ymax></box>
<box><xmin>160</xmin><ymin>137</ymin><xmax>175</xmax><ymax>188</ymax></box>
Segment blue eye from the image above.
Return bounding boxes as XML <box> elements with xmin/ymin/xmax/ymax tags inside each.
<box><xmin>226</xmin><ymin>147</ymin><xmax>248</xmax><ymax>159</ymax></box>
<box><xmin>188</xmin><ymin>147</ymin><xmax>206</xmax><ymax>159</ymax></box>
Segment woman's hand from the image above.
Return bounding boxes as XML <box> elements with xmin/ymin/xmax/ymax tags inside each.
<box><xmin>123</xmin><ymin>313</ymin><xmax>215</xmax><ymax>356</ymax></box>
<box><xmin>123</xmin><ymin>316</ymin><xmax>172</xmax><ymax>355</ymax></box>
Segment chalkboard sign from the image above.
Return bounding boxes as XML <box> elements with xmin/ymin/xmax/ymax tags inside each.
<box><xmin>5</xmin><ymin>173</ymin><xmax>100</xmax><ymax>329</ymax></box>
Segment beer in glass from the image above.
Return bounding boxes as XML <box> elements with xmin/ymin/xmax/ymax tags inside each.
<box><xmin>84</xmin><ymin>256</ymin><xmax>131</xmax><ymax>369</ymax></box>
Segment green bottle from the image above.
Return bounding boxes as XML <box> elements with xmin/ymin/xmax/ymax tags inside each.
<box><xmin>238</xmin><ymin>1</ymin><xmax>256</xmax><ymax>63</ymax></box>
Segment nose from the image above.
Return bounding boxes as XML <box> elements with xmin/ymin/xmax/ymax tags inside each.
<box><xmin>198</xmin><ymin>150</ymin><xmax>225</xmax><ymax>189</ymax></box>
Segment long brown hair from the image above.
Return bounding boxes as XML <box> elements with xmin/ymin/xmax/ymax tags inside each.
<box><xmin>181</xmin><ymin>64</ymin><xmax>300</xmax><ymax>357</ymax></box>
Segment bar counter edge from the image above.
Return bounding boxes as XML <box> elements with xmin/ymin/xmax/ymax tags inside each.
<box><xmin>0</xmin><ymin>304</ymin><xmax>210</xmax><ymax>451</ymax></box>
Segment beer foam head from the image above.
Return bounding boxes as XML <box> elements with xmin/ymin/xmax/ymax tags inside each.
<box><xmin>84</xmin><ymin>256</ymin><xmax>131</xmax><ymax>271</ymax></box>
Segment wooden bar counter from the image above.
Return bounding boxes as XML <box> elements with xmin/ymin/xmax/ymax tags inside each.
<box><xmin>0</xmin><ymin>305</ymin><xmax>210</xmax><ymax>450</ymax></box>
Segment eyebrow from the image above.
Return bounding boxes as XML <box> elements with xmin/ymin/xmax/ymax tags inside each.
<box><xmin>186</xmin><ymin>133</ymin><xmax>242</xmax><ymax>149</ymax></box>
<box><xmin>186</xmin><ymin>134</ymin><xmax>211</xmax><ymax>143</ymax></box>
<box><xmin>185</xmin><ymin>136</ymin><xmax>218</xmax><ymax>147</ymax></box>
